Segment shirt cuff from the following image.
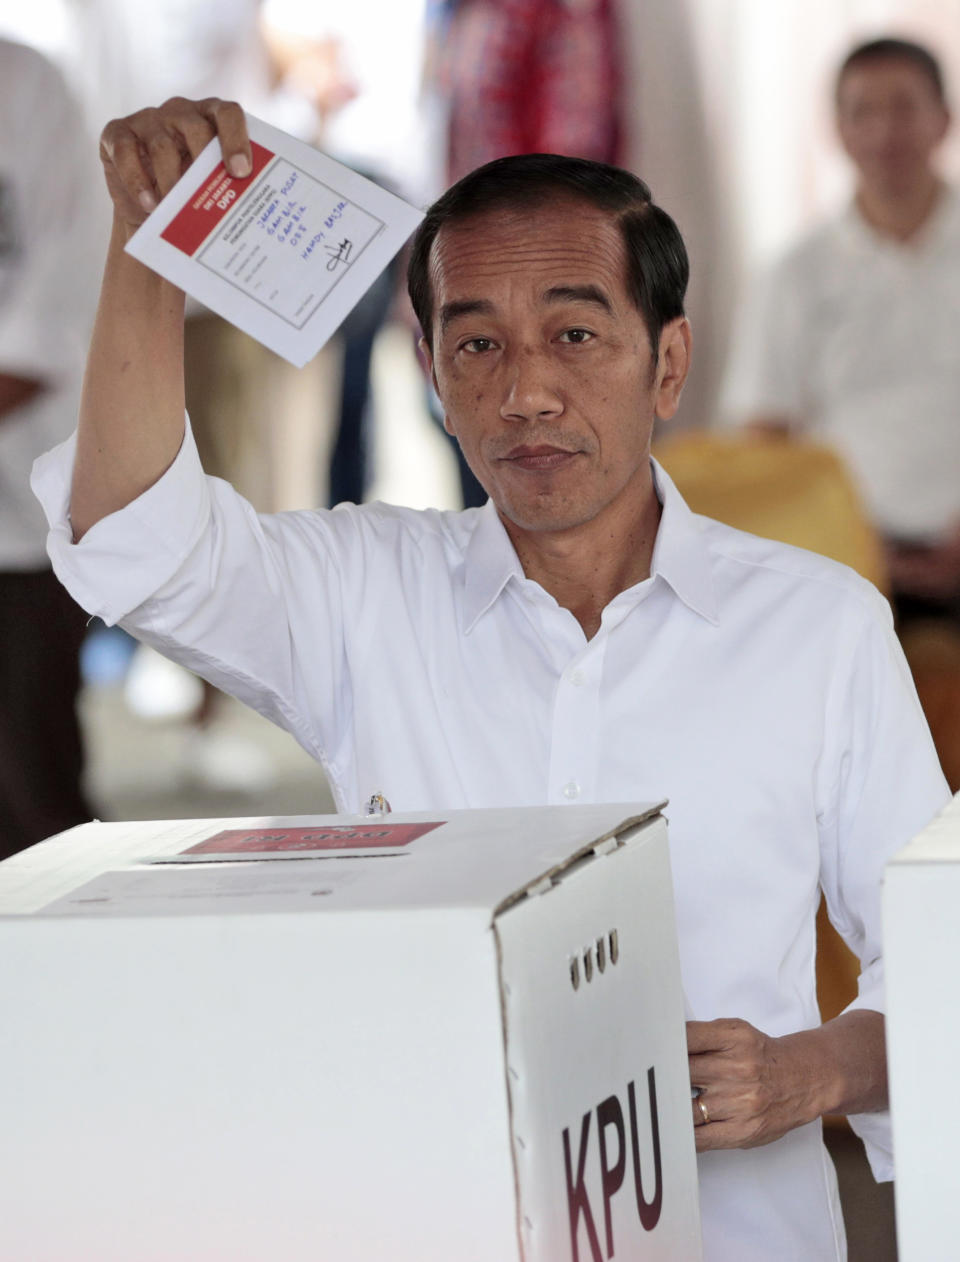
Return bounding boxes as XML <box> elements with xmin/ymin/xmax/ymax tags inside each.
<box><xmin>843</xmin><ymin>956</ymin><xmax>884</xmax><ymax>1017</ymax></box>
<box><xmin>847</xmin><ymin>1110</ymin><xmax>894</xmax><ymax>1182</ymax></box>
<box><xmin>30</xmin><ymin>415</ymin><xmax>211</xmax><ymax>626</ymax></box>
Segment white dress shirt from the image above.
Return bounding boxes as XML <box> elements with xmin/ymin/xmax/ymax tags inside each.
<box><xmin>721</xmin><ymin>189</ymin><xmax>960</xmax><ymax>542</ymax></box>
<box><xmin>33</xmin><ymin>423</ymin><xmax>949</xmax><ymax>1260</ymax></box>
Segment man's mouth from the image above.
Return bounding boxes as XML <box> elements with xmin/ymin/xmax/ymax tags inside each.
<box><xmin>501</xmin><ymin>445</ymin><xmax>579</xmax><ymax>471</ymax></box>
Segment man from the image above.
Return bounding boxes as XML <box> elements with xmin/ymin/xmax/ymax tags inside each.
<box><xmin>0</xmin><ymin>39</ymin><xmax>99</xmax><ymax>857</ymax></box>
<box><xmin>33</xmin><ymin>99</ymin><xmax>948</xmax><ymax>1259</ymax></box>
<box><xmin>723</xmin><ymin>38</ymin><xmax>960</xmax><ymax>676</ymax></box>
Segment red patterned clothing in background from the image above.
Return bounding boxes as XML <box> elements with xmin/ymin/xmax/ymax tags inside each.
<box><xmin>435</xmin><ymin>0</ymin><xmax>622</xmax><ymax>181</ymax></box>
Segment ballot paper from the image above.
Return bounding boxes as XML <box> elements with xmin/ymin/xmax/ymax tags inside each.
<box><xmin>125</xmin><ymin>115</ymin><xmax>425</xmax><ymax>367</ymax></box>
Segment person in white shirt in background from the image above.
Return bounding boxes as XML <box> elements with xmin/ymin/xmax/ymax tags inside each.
<box><xmin>722</xmin><ymin>39</ymin><xmax>960</xmax><ymax>664</ymax></box>
<box><xmin>33</xmin><ymin>99</ymin><xmax>950</xmax><ymax>1259</ymax></box>
<box><xmin>0</xmin><ymin>39</ymin><xmax>101</xmax><ymax>857</ymax></box>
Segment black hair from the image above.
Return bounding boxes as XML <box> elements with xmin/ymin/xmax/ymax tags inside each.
<box><xmin>837</xmin><ymin>37</ymin><xmax>946</xmax><ymax>105</ymax></box>
<box><xmin>407</xmin><ymin>152</ymin><xmax>688</xmax><ymax>356</ymax></box>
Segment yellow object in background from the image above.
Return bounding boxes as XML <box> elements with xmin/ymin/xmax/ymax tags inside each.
<box><xmin>653</xmin><ymin>432</ymin><xmax>889</xmax><ymax>593</ymax></box>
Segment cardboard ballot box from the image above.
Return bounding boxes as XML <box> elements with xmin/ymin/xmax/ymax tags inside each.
<box><xmin>884</xmin><ymin>791</ymin><xmax>960</xmax><ymax>1262</ymax></box>
<box><xmin>0</xmin><ymin>804</ymin><xmax>702</xmax><ymax>1262</ymax></box>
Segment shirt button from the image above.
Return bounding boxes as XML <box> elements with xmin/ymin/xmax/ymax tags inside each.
<box><xmin>569</xmin><ymin>669</ymin><xmax>585</xmax><ymax>687</ymax></box>
<box><xmin>562</xmin><ymin>780</ymin><xmax>581</xmax><ymax>800</ymax></box>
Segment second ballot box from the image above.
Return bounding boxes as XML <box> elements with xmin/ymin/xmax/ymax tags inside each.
<box><xmin>0</xmin><ymin>803</ymin><xmax>702</xmax><ymax>1262</ymax></box>
<box><xmin>884</xmin><ymin>791</ymin><xmax>960</xmax><ymax>1262</ymax></box>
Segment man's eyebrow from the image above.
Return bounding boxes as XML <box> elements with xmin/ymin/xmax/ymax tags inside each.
<box><xmin>439</xmin><ymin>299</ymin><xmax>496</xmax><ymax>332</ymax></box>
<box><xmin>542</xmin><ymin>284</ymin><xmax>613</xmax><ymax>312</ymax></box>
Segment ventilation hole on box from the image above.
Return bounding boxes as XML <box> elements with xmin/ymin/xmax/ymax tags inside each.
<box><xmin>596</xmin><ymin>935</ymin><xmax>606</xmax><ymax>973</ymax></box>
<box><xmin>570</xmin><ymin>956</ymin><xmax>580</xmax><ymax>991</ymax></box>
<box><xmin>583</xmin><ymin>945</ymin><xmax>594</xmax><ymax>982</ymax></box>
<box><xmin>609</xmin><ymin>928</ymin><xmax>619</xmax><ymax>964</ymax></box>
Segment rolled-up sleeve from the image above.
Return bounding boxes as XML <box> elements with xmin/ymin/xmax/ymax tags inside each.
<box><xmin>32</xmin><ymin>419</ymin><xmax>212</xmax><ymax>625</ymax></box>
<box><xmin>816</xmin><ymin>592</ymin><xmax>950</xmax><ymax>1179</ymax></box>
<box><xmin>31</xmin><ymin>415</ymin><xmax>352</xmax><ymax>774</ymax></box>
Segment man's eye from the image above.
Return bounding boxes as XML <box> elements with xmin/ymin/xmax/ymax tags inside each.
<box><xmin>558</xmin><ymin>328</ymin><xmax>594</xmax><ymax>344</ymax></box>
<box><xmin>461</xmin><ymin>337</ymin><xmax>494</xmax><ymax>353</ymax></box>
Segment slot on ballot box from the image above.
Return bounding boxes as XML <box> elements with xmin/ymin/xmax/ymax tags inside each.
<box><xmin>0</xmin><ymin>804</ymin><xmax>702</xmax><ymax>1262</ymax></box>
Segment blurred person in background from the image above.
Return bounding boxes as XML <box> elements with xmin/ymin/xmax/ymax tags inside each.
<box><xmin>0</xmin><ymin>39</ymin><xmax>100</xmax><ymax>856</ymax></box>
<box><xmin>432</xmin><ymin>0</ymin><xmax>621</xmax><ymax>185</ymax></box>
<box><xmin>722</xmin><ymin>36</ymin><xmax>960</xmax><ymax>789</ymax></box>
<box><xmin>263</xmin><ymin>0</ymin><xmax>429</xmax><ymax>508</ymax></box>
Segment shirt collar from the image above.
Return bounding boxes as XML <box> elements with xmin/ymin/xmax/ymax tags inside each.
<box><xmin>649</xmin><ymin>458</ymin><xmax>720</xmax><ymax>624</ymax></box>
<box><xmin>460</xmin><ymin>458</ymin><xmax>719</xmax><ymax>634</ymax></box>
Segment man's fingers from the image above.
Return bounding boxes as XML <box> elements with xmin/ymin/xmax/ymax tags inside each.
<box><xmin>100</xmin><ymin>120</ymin><xmax>161</xmax><ymax>217</ymax></box>
<box><xmin>685</xmin><ymin>1018</ymin><xmax>729</xmax><ymax>1054</ymax></box>
<box><xmin>196</xmin><ymin>98</ymin><xmax>252</xmax><ymax>177</ymax></box>
<box><xmin>155</xmin><ymin>97</ymin><xmax>218</xmax><ymax>163</ymax></box>
<box><xmin>686</xmin><ymin>1016</ymin><xmax>758</xmax><ymax>1055</ymax></box>
<box><xmin>140</xmin><ymin>120</ymin><xmax>190</xmax><ymax>199</ymax></box>
<box><xmin>686</xmin><ymin>1017</ymin><xmax>749</xmax><ymax>1048</ymax></box>
<box><xmin>99</xmin><ymin>98</ymin><xmax>249</xmax><ymax>227</ymax></box>
<box><xmin>694</xmin><ymin>1118</ymin><xmax>750</xmax><ymax>1152</ymax></box>
<box><xmin>688</xmin><ymin>1051</ymin><xmax>729</xmax><ymax>1087</ymax></box>
<box><xmin>101</xmin><ymin>109</ymin><xmax>190</xmax><ymax>214</ymax></box>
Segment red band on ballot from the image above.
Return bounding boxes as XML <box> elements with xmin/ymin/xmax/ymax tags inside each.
<box><xmin>161</xmin><ymin>140</ymin><xmax>274</xmax><ymax>257</ymax></box>
<box><xmin>182</xmin><ymin>823</ymin><xmax>443</xmax><ymax>855</ymax></box>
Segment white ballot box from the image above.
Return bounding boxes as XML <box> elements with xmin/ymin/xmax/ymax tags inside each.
<box><xmin>0</xmin><ymin>804</ymin><xmax>702</xmax><ymax>1262</ymax></box>
<box><xmin>884</xmin><ymin>791</ymin><xmax>960</xmax><ymax>1262</ymax></box>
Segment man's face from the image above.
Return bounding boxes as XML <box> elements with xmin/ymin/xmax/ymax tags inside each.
<box><xmin>422</xmin><ymin>200</ymin><xmax>688</xmax><ymax>538</ymax></box>
<box><xmin>837</xmin><ymin>57</ymin><xmax>950</xmax><ymax>197</ymax></box>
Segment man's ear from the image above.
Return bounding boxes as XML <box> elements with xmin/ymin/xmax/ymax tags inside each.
<box><xmin>418</xmin><ymin>335</ymin><xmax>440</xmax><ymax>394</ymax></box>
<box><xmin>419</xmin><ymin>335</ymin><xmax>455</xmax><ymax>435</ymax></box>
<box><xmin>654</xmin><ymin>317</ymin><xmax>692</xmax><ymax>421</ymax></box>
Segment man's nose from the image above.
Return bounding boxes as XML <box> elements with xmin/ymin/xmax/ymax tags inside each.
<box><xmin>499</xmin><ymin>346</ymin><xmax>564</xmax><ymax>423</ymax></box>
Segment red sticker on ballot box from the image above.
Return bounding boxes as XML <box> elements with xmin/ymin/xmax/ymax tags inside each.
<box><xmin>161</xmin><ymin>140</ymin><xmax>275</xmax><ymax>257</ymax></box>
<box><xmin>181</xmin><ymin>823</ymin><xmax>442</xmax><ymax>856</ymax></box>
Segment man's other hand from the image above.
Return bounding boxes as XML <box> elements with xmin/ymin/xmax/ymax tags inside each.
<box><xmin>687</xmin><ymin>1017</ymin><xmax>828</xmax><ymax>1152</ymax></box>
<box><xmin>99</xmin><ymin>98</ymin><xmax>252</xmax><ymax>228</ymax></box>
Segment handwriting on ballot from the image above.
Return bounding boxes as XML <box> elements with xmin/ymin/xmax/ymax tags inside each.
<box><xmin>127</xmin><ymin>115</ymin><xmax>424</xmax><ymax>366</ymax></box>
<box><xmin>161</xmin><ymin>141</ymin><xmax>383</xmax><ymax>330</ymax></box>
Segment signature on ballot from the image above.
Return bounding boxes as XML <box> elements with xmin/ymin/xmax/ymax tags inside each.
<box><xmin>325</xmin><ymin>238</ymin><xmax>353</xmax><ymax>271</ymax></box>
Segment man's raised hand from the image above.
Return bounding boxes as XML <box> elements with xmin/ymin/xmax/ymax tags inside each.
<box><xmin>98</xmin><ymin>97</ymin><xmax>252</xmax><ymax>228</ymax></box>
